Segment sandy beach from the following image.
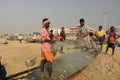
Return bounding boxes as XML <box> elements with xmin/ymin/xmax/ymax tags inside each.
<box><xmin>70</xmin><ymin>39</ymin><xmax>120</xmax><ymax>80</ymax></box>
<box><xmin>0</xmin><ymin>38</ymin><xmax>41</xmax><ymax>76</ymax></box>
<box><xmin>0</xmin><ymin>38</ymin><xmax>120</xmax><ymax>80</ymax></box>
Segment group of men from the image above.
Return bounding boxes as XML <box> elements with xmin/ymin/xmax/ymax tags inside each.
<box><xmin>95</xmin><ymin>25</ymin><xmax>119</xmax><ymax>55</ymax></box>
<box><xmin>77</xmin><ymin>18</ymin><xmax>119</xmax><ymax>56</ymax></box>
<box><xmin>40</xmin><ymin>18</ymin><xmax>119</xmax><ymax>80</ymax></box>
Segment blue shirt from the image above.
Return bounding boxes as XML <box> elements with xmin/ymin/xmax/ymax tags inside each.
<box><xmin>0</xmin><ymin>65</ymin><xmax>7</xmax><ymax>79</ymax></box>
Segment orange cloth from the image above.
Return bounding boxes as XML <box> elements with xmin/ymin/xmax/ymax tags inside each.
<box><xmin>41</xmin><ymin>28</ymin><xmax>54</xmax><ymax>62</ymax></box>
<box><xmin>54</xmin><ymin>35</ymin><xmax>60</xmax><ymax>41</ymax></box>
<box><xmin>41</xmin><ymin>50</ymin><xmax>54</xmax><ymax>62</ymax></box>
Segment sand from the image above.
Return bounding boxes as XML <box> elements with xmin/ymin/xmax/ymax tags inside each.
<box><xmin>0</xmin><ymin>38</ymin><xmax>41</xmax><ymax>76</ymax></box>
<box><xmin>1</xmin><ymin>38</ymin><xmax>120</xmax><ymax>80</ymax></box>
<box><xmin>70</xmin><ymin>43</ymin><xmax>120</xmax><ymax>80</ymax></box>
<box><xmin>0</xmin><ymin>38</ymin><xmax>63</xmax><ymax>77</ymax></box>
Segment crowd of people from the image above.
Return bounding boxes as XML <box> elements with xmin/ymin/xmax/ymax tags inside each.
<box><xmin>40</xmin><ymin>18</ymin><xmax>120</xmax><ymax>80</ymax></box>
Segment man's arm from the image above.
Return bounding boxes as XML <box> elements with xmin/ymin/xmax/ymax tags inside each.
<box><xmin>76</xmin><ymin>31</ymin><xmax>81</xmax><ymax>39</ymax></box>
<box><xmin>82</xmin><ymin>31</ymin><xmax>89</xmax><ymax>38</ymax></box>
<box><xmin>82</xmin><ymin>26</ymin><xmax>90</xmax><ymax>37</ymax></box>
<box><xmin>43</xmin><ymin>38</ymin><xmax>56</xmax><ymax>43</ymax></box>
<box><xmin>43</xmin><ymin>39</ymin><xmax>51</xmax><ymax>42</ymax></box>
<box><xmin>115</xmin><ymin>32</ymin><xmax>119</xmax><ymax>39</ymax></box>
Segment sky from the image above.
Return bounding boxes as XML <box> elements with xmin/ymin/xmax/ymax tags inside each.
<box><xmin>0</xmin><ymin>0</ymin><xmax>120</xmax><ymax>34</ymax></box>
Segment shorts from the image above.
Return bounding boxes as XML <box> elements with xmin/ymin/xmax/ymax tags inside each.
<box><xmin>98</xmin><ymin>37</ymin><xmax>105</xmax><ymax>45</ymax></box>
<box><xmin>107</xmin><ymin>43</ymin><xmax>115</xmax><ymax>49</ymax></box>
<box><xmin>41</xmin><ymin>50</ymin><xmax>54</xmax><ymax>62</ymax></box>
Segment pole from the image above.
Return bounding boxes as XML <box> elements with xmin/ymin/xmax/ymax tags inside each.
<box><xmin>104</xmin><ymin>12</ymin><xmax>108</xmax><ymax>31</ymax></box>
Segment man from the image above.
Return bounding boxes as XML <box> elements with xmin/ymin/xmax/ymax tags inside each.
<box><xmin>95</xmin><ymin>26</ymin><xmax>106</xmax><ymax>50</ymax></box>
<box><xmin>105</xmin><ymin>26</ymin><xmax>119</xmax><ymax>55</ymax></box>
<box><xmin>60</xmin><ymin>27</ymin><xmax>66</xmax><ymax>41</ymax></box>
<box><xmin>0</xmin><ymin>57</ymin><xmax>7</xmax><ymax>80</ymax></box>
<box><xmin>19</xmin><ymin>34</ymin><xmax>23</xmax><ymax>44</ymax></box>
<box><xmin>77</xmin><ymin>18</ymin><xmax>91</xmax><ymax>50</ymax></box>
<box><xmin>49</xmin><ymin>30</ymin><xmax>54</xmax><ymax>40</ymax></box>
<box><xmin>49</xmin><ymin>30</ymin><xmax>57</xmax><ymax>56</ymax></box>
<box><xmin>60</xmin><ymin>27</ymin><xmax>66</xmax><ymax>53</ymax></box>
<box><xmin>32</xmin><ymin>34</ymin><xmax>36</xmax><ymax>43</ymax></box>
<box><xmin>40</xmin><ymin>18</ymin><xmax>54</xmax><ymax>79</ymax></box>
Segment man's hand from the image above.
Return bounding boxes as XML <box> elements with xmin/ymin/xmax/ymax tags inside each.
<box><xmin>44</xmin><ymin>39</ymin><xmax>51</xmax><ymax>42</ymax></box>
<box><xmin>82</xmin><ymin>32</ymin><xmax>89</xmax><ymax>38</ymax></box>
<box><xmin>41</xmin><ymin>39</ymin><xmax>51</xmax><ymax>44</ymax></box>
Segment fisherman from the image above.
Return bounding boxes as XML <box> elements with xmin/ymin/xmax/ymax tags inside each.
<box><xmin>105</xmin><ymin>26</ymin><xmax>119</xmax><ymax>55</ymax></box>
<box><xmin>49</xmin><ymin>30</ymin><xmax>54</xmax><ymax>40</ymax></box>
<box><xmin>77</xmin><ymin>18</ymin><xmax>91</xmax><ymax>50</ymax></box>
<box><xmin>95</xmin><ymin>26</ymin><xmax>106</xmax><ymax>50</ymax></box>
<box><xmin>0</xmin><ymin>57</ymin><xmax>7</xmax><ymax>80</ymax></box>
<box><xmin>60</xmin><ymin>27</ymin><xmax>66</xmax><ymax>41</ymax></box>
<box><xmin>49</xmin><ymin>30</ymin><xmax>57</xmax><ymax>56</ymax></box>
<box><xmin>60</xmin><ymin>27</ymin><xmax>66</xmax><ymax>53</ymax></box>
<box><xmin>40</xmin><ymin>18</ymin><xmax>54</xmax><ymax>80</ymax></box>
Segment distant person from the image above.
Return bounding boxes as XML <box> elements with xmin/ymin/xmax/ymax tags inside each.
<box><xmin>60</xmin><ymin>27</ymin><xmax>66</xmax><ymax>53</ymax></box>
<box><xmin>0</xmin><ymin>57</ymin><xmax>7</xmax><ymax>80</ymax></box>
<box><xmin>95</xmin><ymin>26</ymin><xmax>106</xmax><ymax>50</ymax></box>
<box><xmin>105</xmin><ymin>26</ymin><xmax>119</xmax><ymax>55</ymax></box>
<box><xmin>60</xmin><ymin>27</ymin><xmax>66</xmax><ymax>41</ymax></box>
<box><xmin>40</xmin><ymin>18</ymin><xmax>54</xmax><ymax>80</ymax></box>
<box><xmin>32</xmin><ymin>34</ymin><xmax>36</xmax><ymax>42</ymax></box>
<box><xmin>77</xmin><ymin>18</ymin><xmax>91</xmax><ymax>50</ymax></box>
<box><xmin>49</xmin><ymin>30</ymin><xmax>57</xmax><ymax>56</ymax></box>
<box><xmin>18</xmin><ymin>34</ymin><xmax>23</xmax><ymax>44</ymax></box>
<box><xmin>49</xmin><ymin>30</ymin><xmax>54</xmax><ymax>40</ymax></box>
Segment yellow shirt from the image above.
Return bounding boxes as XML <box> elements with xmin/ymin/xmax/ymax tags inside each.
<box><xmin>96</xmin><ymin>30</ymin><xmax>106</xmax><ymax>37</ymax></box>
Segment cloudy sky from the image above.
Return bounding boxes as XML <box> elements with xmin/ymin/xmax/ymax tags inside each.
<box><xmin>0</xmin><ymin>0</ymin><xmax>120</xmax><ymax>33</ymax></box>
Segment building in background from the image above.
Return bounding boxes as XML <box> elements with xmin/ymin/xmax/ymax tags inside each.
<box><xmin>70</xmin><ymin>26</ymin><xmax>78</xmax><ymax>34</ymax></box>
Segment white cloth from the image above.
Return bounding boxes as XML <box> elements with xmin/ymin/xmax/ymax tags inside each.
<box><xmin>78</xmin><ymin>25</ymin><xmax>92</xmax><ymax>48</ymax></box>
<box><xmin>80</xmin><ymin>35</ymin><xmax>91</xmax><ymax>48</ymax></box>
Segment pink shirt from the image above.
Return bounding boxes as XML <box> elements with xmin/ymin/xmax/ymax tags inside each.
<box><xmin>108</xmin><ymin>32</ymin><xmax>119</xmax><ymax>44</ymax></box>
<box><xmin>41</xmin><ymin>28</ymin><xmax>51</xmax><ymax>51</ymax></box>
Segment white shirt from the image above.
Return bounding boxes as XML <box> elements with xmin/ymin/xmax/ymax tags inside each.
<box><xmin>19</xmin><ymin>35</ymin><xmax>22</xmax><ymax>40</ymax></box>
